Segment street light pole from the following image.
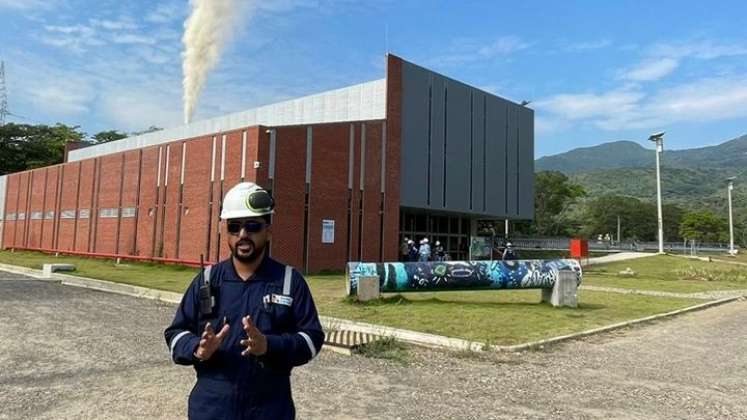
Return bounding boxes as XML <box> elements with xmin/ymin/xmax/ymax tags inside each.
<box><xmin>649</xmin><ymin>132</ymin><xmax>665</xmax><ymax>254</ymax></box>
<box><xmin>727</xmin><ymin>177</ymin><xmax>736</xmax><ymax>255</ymax></box>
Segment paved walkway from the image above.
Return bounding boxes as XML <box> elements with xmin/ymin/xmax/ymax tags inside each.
<box><xmin>581</xmin><ymin>284</ymin><xmax>747</xmax><ymax>300</ymax></box>
<box><xmin>2</xmin><ymin>270</ymin><xmax>747</xmax><ymax>419</ymax></box>
<box><xmin>586</xmin><ymin>252</ymin><xmax>657</xmax><ymax>265</ymax></box>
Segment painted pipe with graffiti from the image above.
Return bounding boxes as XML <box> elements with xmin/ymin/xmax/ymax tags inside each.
<box><xmin>346</xmin><ymin>259</ymin><xmax>582</xmax><ymax>295</ymax></box>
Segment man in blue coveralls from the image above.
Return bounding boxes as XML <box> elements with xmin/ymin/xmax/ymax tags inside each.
<box><xmin>165</xmin><ymin>182</ymin><xmax>324</xmax><ymax>419</ymax></box>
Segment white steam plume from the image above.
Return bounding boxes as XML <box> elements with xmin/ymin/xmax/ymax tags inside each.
<box><xmin>182</xmin><ymin>0</ymin><xmax>251</xmax><ymax>124</ymax></box>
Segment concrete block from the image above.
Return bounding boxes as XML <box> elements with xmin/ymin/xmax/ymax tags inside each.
<box><xmin>357</xmin><ymin>276</ymin><xmax>380</xmax><ymax>302</ymax></box>
<box><xmin>42</xmin><ymin>263</ymin><xmax>76</xmax><ymax>279</ymax></box>
<box><xmin>541</xmin><ymin>270</ymin><xmax>578</xmax><ymax>308</ymax></box>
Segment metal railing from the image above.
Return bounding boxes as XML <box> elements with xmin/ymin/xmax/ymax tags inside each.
<box><xmin>508</xmin><ymin>237</ymin><xmax>739</xmax><ymax>254</ymax></box>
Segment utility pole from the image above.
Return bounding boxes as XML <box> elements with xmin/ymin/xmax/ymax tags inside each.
<box><xmin>649</xmin><ymin>132</ymin><xmax>665</xmax><ymax>254</ymax></box>
<box><xmin>727</xmin><ymin>177</ymin><xmax>736</xmax><ymax>255</ymax></box>
<box><xmin>0</xmin><ymin>61</ymin><xmax>9</xmax><ymax>126</ymax></box>
<box><xmin>617</xmin><ymin>215</ymin><xmax>621</xmax><ymax>243</ymax></box>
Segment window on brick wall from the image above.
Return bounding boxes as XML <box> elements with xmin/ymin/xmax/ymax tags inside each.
<box><xmin>99</xmin><ymin>208</ymin><xmax>119</xmax><ymax>218</ymax></box>
<box><xmin>121</xmin><ymin>207</ymin><xmax>137</xmax><ymax>218</ymax></box>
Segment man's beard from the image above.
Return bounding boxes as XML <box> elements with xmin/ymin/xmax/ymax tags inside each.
<box><xmin>230</xmin><ymin>238</ymin><xmax>265</xmax><ymax>263</ymax></box>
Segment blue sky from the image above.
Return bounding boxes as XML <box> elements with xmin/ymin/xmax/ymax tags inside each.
<box><xmin>1</xmin><ymin>0</ymin><xmax>747</xmax><ymax>157</ymax></box>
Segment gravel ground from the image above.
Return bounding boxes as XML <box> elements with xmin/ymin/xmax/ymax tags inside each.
<box><xmin>1</xmin><ymin>271</ymin><xmax>746</xmax><ymax>420</ymax></box>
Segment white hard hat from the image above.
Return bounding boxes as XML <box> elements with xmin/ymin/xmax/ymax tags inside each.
<box><xmin>506</xmin><ymin>242</ymin><xmax>513</xmax><ymax>247</ymax></box>
<box><xmin>423</xmin><ymin>238</ymin><xmax>429</xmax><ymax>243</ymax></box>
<box><xmin>220</xmin><ymin>182</ymin><xmax>275</xmax><ymax>220</ymax></box>
<box><xmin>435</xmin><ymin>241</ymin><xmax>440</xmax><ymax>246</ymax></box>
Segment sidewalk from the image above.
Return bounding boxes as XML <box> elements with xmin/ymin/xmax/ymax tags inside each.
<box><xmin>586</xmin><ymin>252</ymin><xmax>656</xmax><ymax>265</ymax></box>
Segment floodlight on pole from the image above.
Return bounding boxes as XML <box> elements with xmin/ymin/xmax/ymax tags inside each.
<box><xmin>727</xmin><ymin>176</ymin><xmax>736</xmax><ymax>256</ymax></box>
<box><xmin>648</xmin><ymin>132</ymin><xmax>665</xmax><ymax>254</ymax></box>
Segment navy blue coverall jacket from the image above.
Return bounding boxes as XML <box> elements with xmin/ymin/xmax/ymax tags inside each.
<box><xmin>164</xmin><ymin>256</ymin><xmax>325</xmax><ymax>419</ymax></box>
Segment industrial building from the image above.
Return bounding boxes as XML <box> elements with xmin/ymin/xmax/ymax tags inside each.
<box><xmin>0</xmin><ymin>55</ymin><xmax>534</xmax><ymax>273</ymax></box>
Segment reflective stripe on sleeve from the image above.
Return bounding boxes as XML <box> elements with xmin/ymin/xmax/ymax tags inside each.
<box><xmin>298</xmin><ymin>331</ymin><xmax>317</xmax><ymax>359</ymax></box>
<box><xmin>170</xmin><ymin>331</ymin><xmax>191</xmax><ymax>361</ymax></box>
<box><xmin>283</xmin><ymin>265</ymin><xmax>292</xmax><ymax>295</ymax></box>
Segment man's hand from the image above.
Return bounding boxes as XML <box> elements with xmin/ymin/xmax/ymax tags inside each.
<box><xmin>240</xmin><ymin>315</ymin><xmax>267</xmax><ymax>356</ymax></box>
<box><xmin>194</xmin><ymin>321</ymin><xmax>230</xmax><ymax>361</ymax></box>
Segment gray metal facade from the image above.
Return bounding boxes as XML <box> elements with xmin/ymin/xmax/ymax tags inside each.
<box><xmin>399</xmin><ymin>59</ymin><xmax>534</xmax><ymax>220</ymax></box>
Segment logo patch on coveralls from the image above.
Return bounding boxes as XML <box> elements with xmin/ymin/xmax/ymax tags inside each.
<box><xmin>270</xmin><ymin>294</ymin><xmax>293</xmax><ymax>306</ymax></box>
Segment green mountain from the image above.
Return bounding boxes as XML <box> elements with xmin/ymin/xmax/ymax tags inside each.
<box><xmin>537</xmin><ymin>134</ymin><xmax>747</xmax><ymax>174</ymax></box>
<box><xmin>536</xmin><ymin>134</ymin><xmax>747</xmax><ymax>220</ymax></box>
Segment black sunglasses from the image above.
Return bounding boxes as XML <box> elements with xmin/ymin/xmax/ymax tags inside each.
<box><xmin>227</xmin><ymin>220</ymin><xmax>270</xmax><ymax>235</ymax></box>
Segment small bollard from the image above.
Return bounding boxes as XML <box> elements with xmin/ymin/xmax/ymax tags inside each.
<box><xmin>357</xmin><ymin>276</ymin><xmax>380</xmax><ymax>302</ymax></box>
<box><xmin>541</xmin><ymin>270</ymin><xmax>578</xmax><ymax>308</ymax></box>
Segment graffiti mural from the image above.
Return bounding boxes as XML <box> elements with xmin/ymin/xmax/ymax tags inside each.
<box><xmin>347</xmin><ymin>259</ymin><xmax>582</xmax><ymax>295</ymax></box>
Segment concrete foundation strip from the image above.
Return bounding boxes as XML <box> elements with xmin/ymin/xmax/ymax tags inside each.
<box><xmin>0</xmin><ymin>262</ymin><xmax>744</xmax><ymax>353</ymax></box>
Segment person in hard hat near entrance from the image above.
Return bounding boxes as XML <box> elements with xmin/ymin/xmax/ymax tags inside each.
<box><xmin>165</xmin><ymin>182</ymin><xmax>324</xmax><ymax>420</ymax></box>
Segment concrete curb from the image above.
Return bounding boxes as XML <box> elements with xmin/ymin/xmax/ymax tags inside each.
<box><xmin>320</xmin><ymin>316</ymin><xmax>485</xmax><ymax>352</ymax></box>
<box><xmin>56</xmin><ymin>273</ymin><xmax>184</xmax><ymax>304</ymax></box>
<box><xmin>0</xmin><ymin>263</ymin><xmax>56</xmax><ymax>280</ymax></box>
<box><xmin>0</xmin><ymin>262</ymin><xmax>743</xmax><ymax>353</ymax></box>
<box><xmin>499</xmin><ymin>295</ymin><xmax>744</xmax><ymax>352</ymax></box>
<box><xmin>0</xmin><ymin>263</ymin><xmax>183</xmax><ymax>304</ymax></box>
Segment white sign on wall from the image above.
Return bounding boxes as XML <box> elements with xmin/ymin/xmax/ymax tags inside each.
<box><xmin>322</xmin><ymin>219</ymin><xmax>335</xmax><ymax>244</ymax></box>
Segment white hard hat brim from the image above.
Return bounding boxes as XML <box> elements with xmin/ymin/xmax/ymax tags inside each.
<box><xmin>220</xmin><ymin>208</ymin><xmax>275</xmax><ymax>220</ymax></box>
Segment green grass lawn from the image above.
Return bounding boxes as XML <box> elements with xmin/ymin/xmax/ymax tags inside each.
<box><xmin>706</xmin><ymin>252</ymin><xmax>747</xmax><ymax>265</ymax></box>
<box><xmin>0</xmin><ymin>250</ymin><xmax>198</xmax><ymax>292</ymax></box>
<box><xmin>0</xmin><ymin>250</ymin><xmax>713</xmax><ymax>345</ymax></box>
<box><xmin>308</xmin><ymin>275</ymin><xmax>699</xmax><ymax>345</ymax></box>
<box><xmin>583</xmin><ymin>254</ymin><xmax>747</xmax><ymax>293</ymax></box>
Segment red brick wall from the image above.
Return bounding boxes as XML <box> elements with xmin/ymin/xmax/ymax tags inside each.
<box><xmin>179</xmin><ymin>136</ymin><xmax>214</xmax><ymax>262</ymax></box>
<box><xmin>41</xmin><ymin>166</ymin><xmax>59</xmax><ymax>247</ymax></box>
<box><xmin>162</xmin><ymin>143</ymin><xmax>182</xmax><ymax>259</ymax></box>
<box><xmin>1</xmin><ymin>115</ymin><xmax>402</xmax><ymax>273</ymax></box>
<box><xmin>58</xmin><ymin>162</ymin><xmax>81</xmax><ymax>251</ymax></box>
<box><xmin>28</xmin><ymin>168</ymin><xmax>46</xmax><ymax>248</ymax></box>
<box><xmin>119</xmin><ymin>150</ymin><xmax>141</xmax><ymax>255</ymax></box>
<box><xmin>95</xmin><ymin>154</ymin><xmax>123</xmax><ymax>254</ymax></box>
<box><xmin>361</xmin><ymin>122</ymin><xmax>383</xmax><ymax>262</ymax></box>
<box><xmin>270</xmin><ymin>126</ymin><xmax>307</xmax><ymax>270</ymax></box>
<box><xmin>3</xmin><ymin>173</ymin><xmax>19</xmax><ymax>247</ymax></box>
<box><xmin>385</xmin><ymin>54</ymin><xmax>403</xmax><ymax>262</ymax></box>
<box><xmin>135</xmin><ymin>146</ymin><xmax>160</xmax><ymax>257</ymax></box>
<box><xmin>307</xmin><ymin>124</ymin><xmax>350</xmax><ymax>272</ymax></box>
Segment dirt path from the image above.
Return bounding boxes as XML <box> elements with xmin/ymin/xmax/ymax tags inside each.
<box><xmin>1</xmin><ymin>272</ymin><xmax>745</xmax><ymax>419</ymax></box>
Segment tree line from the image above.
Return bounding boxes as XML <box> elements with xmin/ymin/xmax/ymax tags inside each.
<box><xmin>0</xmin><ymin>123</ymin><xmax>160</xmax><ymax>175</ymax></box>
<box><xmin>523</xmin><ymin>171</ymin><xmax>743</xmax><ymax>246</ymax></box>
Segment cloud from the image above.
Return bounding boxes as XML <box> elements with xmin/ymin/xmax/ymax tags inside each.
<box><xmin>25</xmin><ymin>74</ymin><xmax>96</xmax><ymax>115</ymax></box>
<box><xmin>426</xmin><ymin>36</ymin><xmax>530</xmax><ymax>67</ymax></box>
<box><xmin>146</xmin><ymin>2</ymin><xmax>187</xmax><ymax>23</ymax></box>
<box><xmin>89</xmin><ymin>18</ymin><xmax>138</xmax><ymax>31</ymax></box>
<box><xmin>621</xmin><ymin>57</ymin><xmax>679</xmax><ymax>81</ymax></box>
<box><xmin>649</xmin><ymin>40</ymin><xmax>747</xmax><ymax>60</ymax></box>
<box><xmin>40</xmin><ymin>24</ymin><xmax>105</xmax><ymax>53</ymax></box>
<box><xmin>535</xmin><ymin>88</ymin><xmax>645</xmax><ymax>121</ymax></box>
<box><xmin>99</xmin><ymin>88</ymin><xmax>183</xmax><ymax>131</ymax></box>
<box><xmin>536</xmin><ymin>75</ymin><xmax>747</xmax><ymax>132</ymax></box>
<box><xmin>565</xmin><ymin>39</ymin><xmax>612</xmax><ymax>52</ymax></box>
<box><xmin>0</xmin><ymin>0</ymin><xmax>55</xmax><ymax>10</ymax></box>
<box><xmin>111</xmin><ymin>34</ymin><xmax>156</xmax><ymax>45</ymax></box>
